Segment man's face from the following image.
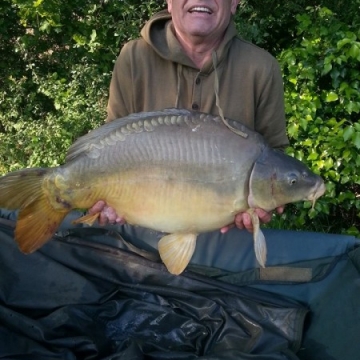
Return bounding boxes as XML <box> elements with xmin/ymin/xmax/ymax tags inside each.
<box><xmin>167</xmin><ymin>0</ymin><xmax>239</xmax><ymax>42</ymax></box>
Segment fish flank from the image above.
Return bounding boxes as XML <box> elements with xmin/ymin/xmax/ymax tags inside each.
<box><xmin>55</xmin><ymin>195</ymin><xmax>72</xmax><ymax>209</ymax></box>
<box><xmin>144</xmin><ymin>120</ymin><xmax>154</xmax><ymax>132</ymax></box>
<box><xmin>115</xmin><ymin>129</ymin><xmax>126</xmax><ymax>141</ymax></box>
<box><xmin>132</xmin><ymin>121</ymin><xmax>142</xmax><ymax>132</ymax></box>
<box><xmin>104</xmin><ymin>135</ymin><xmax>116</xmax><ymax>146</ymax></box>
<box><xmin>121</xmin><ymin>126</ymin><xmax>129</xmax><ymax>135</ymax></box>
<box><xmin>167</xmin><ymin>116</ymin><xmax>173</xmax><ymax>124</ymax></box>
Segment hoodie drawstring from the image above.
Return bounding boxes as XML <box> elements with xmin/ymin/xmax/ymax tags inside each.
<box><xmin>175</xmin><ymin>64</ymin><xmax>182</xmax><ymax>108</ymax></box>
<box><xmin>211</xmin><ymin>51</ymin><xmax>248</xmax><ymax>138</ymax></box>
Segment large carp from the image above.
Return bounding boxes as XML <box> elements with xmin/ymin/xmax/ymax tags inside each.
<box><xmin>0</xmin><ymin>109</ymin><xmax>325</xmax><ymax>274</ymax></box>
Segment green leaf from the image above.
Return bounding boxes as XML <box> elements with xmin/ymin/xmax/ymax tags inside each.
<box><xmin>345</xmin><ymin>101</ymin><xmax>360</xmax><ymax>114</ymax></box>
<box><xmin>349</xmin><ymin>43</ymin><xmax>360</xmax><ymax>59</ymax></box>
<box><xmin>338</xmin><ymin>192</ymin><xmax>355</xmax><ymax>202</ymax></box>
<box><xmin>289</xmin><ymin>76</ymin><xmax>297</xmax><ymax>85</ymax></box>
<box><xmin>34</xmin><ymin>0</ymin><xmax>44</xmax><ymax>7</ymax></box>
<box><xmin>90</xmin><ymin>29</ymin><xmax>97</xmax><ymax>43</ymax></box>
<box><xmin>354</xmin><ymin>132</ymin><xmax>360</xmax><ymax>149</ymax></box>
<box><xmin>307</xmin><ymin>151</ymin><xmax>318</xmax><ymax>161</ymax></box>
<box><xmin>287</xmin><ymin>123</ymin><xmax>298</xmax><ymax>138</ymax></box>
<box><xmin>325</xmin><ymin>92</ymin><xmax>338</xmax><ymax>102</ymax></box>
<box><xmin>321</xmin><ymin>62</ymin><xmax>332</xmax><ymax>75</ymax></box>
<box><xmin>337</xmin><ymin>38</ymin><xmax>351</xmax><ymax>49</ymax></box>
<box><xmin>343</xmin><ymin>126</ymin><xmax>354</xmax><ymax>141</ymax></box>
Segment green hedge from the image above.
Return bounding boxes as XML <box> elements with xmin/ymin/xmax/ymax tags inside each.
<box><xmin>278</xmin><ymin>7</ymin><xmax>360</xmax><ymax>236</ymax></box>
<box><xmin>0</xmin><ymin>0</ymin><xmax>163</xmax><ymax>170</ymax></box>
<box><xmin>0</xmin><ymin>0</ymin><xmax>359</xmax><ymax>236</ymax></box>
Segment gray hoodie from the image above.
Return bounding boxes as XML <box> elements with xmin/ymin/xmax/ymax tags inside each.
<box><xmin>107</xmin><ymin>10</ymin><xmax>289</xmax><ymax>148</ymax></box>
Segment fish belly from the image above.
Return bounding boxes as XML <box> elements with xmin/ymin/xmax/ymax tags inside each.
<box><xmin>91</xmin><ymin>168</ymin><xmax>247</xmax><ymax>234</ymax></box>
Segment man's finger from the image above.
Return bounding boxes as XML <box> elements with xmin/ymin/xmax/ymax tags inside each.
<box><xmin>220</xmin><ymin>223</ymin><xmax>234</xmax><ymax>234</ymax></box>
<box><xmin>254</xmin><ymin>208</ymin><xmax>272</xmax><ymax>223</ymax></box>
<box><xmin>242</xmin><ymin>212</ymin><xmax>253</xmax><ymax>232</ymax></box>
<box><xmin>103</xmin><ymin>206</ymin><xmax>118</xmax><ymax>222</ymax></box>
<box><xmin>276</xmin><ymin>206</ymin><xmax>285</xmax><ymax>214</ymax></box>
<box><xmin>88</xmin><ymin>200</ymin><xmax>106</xmax><ymax>214</ymax></box>
<box><xmin>234</xmin><ymin>214</ymin><xmax>245</xmax><ymax>229</ymax></box>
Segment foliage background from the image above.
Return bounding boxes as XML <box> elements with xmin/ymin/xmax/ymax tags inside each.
<box><xmin>0</xmin><ymin>0</ymin><xmax>359</xmax><ymax>236</ymax></box>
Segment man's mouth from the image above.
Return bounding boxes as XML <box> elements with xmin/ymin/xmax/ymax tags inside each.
<box><xmin>189</xmin><ymin>6</ymin><xmax>213</xmax><ymax>14</ymax></box>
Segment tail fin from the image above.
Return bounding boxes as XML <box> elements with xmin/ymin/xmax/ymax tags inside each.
<box><xmin>0</xmin><ymin>168</ymin><xmax>67</xmax><ymax>253</ymax></box>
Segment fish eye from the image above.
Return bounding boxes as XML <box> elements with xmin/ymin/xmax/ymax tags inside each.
<box><xmin>288</xmin><ymin>174</ymin><xmax>298</xmax><ymax>186</ymax></box>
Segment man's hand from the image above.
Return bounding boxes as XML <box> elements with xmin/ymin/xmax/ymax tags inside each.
<box><xmin>88</xmin><ymin>200</ymin><xmax>125</xmax><ymax>226</ymax></box>
<box><xmin>220</xmin><ymin>206</ymin><xmax>284</xmax><ymax>234</ymax></box>
<box><xmin>89</xmin><ymin>200</ymin><xmax>284</xmax><ymax>231</ymax></box>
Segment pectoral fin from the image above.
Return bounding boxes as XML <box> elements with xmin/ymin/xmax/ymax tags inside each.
<box><xmin>72</xmin><ymin>213</ymin><xmax>100</xmax><ymax>226</ymax></box>
<box><xmin>158</xmin><ymin>233</ymin><xmax>197</xmax><ymax>275</ymax></box>
<box><xmin>246</xmin><ymin>209</ymin><xmax>267</xmax><ymax>268</ymax></box>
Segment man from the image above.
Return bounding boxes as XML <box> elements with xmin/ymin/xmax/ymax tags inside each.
<box><xmin>90</xmin><ymin>0</ymin><xmax>288</xmax><ymax>232</ymax></box>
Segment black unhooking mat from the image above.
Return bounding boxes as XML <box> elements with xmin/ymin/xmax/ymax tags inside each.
<box><xmin>0</xmin><ymin>209</ymin><xmax>359</xmax><ymax>360</ymax></box>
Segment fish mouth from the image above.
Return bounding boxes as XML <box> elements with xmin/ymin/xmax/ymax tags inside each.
<box><xmin>307</xmin><ymin>181</ymin><xmax>326</xmax><ymax>209</ymax></box>
<box><xmin>189</xmin><ymin>6</ymin><xmax>213</xmax><ymax>15</ymax></box>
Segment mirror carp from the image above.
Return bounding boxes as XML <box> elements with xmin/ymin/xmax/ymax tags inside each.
<box><xmin>0</xmin><ymin>109</ymin><xmax>325</xmax><ymax>274</ymax></box>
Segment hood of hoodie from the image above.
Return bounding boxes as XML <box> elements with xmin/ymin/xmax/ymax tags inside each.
<box><xmin>140</xmin><ymin>9</ymin><xmax>239</xmax><ymax>74</ymax></box>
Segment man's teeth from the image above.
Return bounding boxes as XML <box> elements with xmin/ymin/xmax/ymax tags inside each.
<box><xmin>190</xmin><ymin>7</ymin><xmax>212</xmax><ymax>14</ymax></box>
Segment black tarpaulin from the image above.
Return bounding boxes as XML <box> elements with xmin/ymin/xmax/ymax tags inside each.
<box><xmin>0</xmin><ymin>216</ymin><xmax>304</xmax><ymax>359</ymax></box>
<box><xmin>0</xmin><ymin>209</ymin><xmax>359</xmax><ymax>360</ymax></box>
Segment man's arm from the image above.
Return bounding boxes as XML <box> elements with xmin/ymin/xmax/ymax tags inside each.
<box><xmin>106</xmin><ymin>43</ymin><xmax>135</xmax><ymax>122</ymax></box>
